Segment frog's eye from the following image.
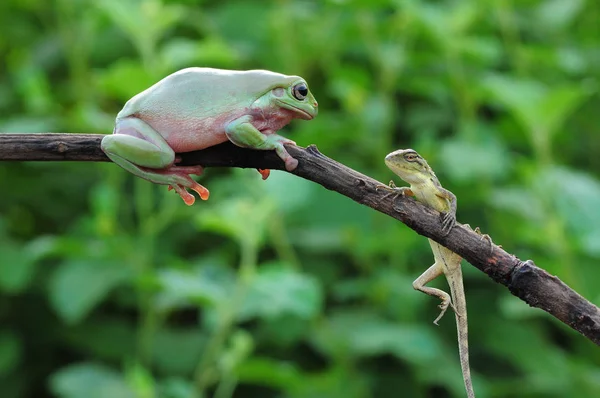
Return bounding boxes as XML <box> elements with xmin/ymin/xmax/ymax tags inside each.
<box><xmin>292</xmin><ymin>83</ymin><xmax>309</xmax><ymax>101</ymax></box>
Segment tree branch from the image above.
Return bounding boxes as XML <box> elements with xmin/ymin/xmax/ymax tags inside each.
<box><xmin>2</xmin><ymin>133</ymin><xmax>599</xmax><ymax>345</ymax></box>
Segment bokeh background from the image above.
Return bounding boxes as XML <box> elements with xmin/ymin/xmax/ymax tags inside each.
<box><xmin>1</xmin><ymin>0</ymin><xmax>599</xmax><ymax>397</ymax></box>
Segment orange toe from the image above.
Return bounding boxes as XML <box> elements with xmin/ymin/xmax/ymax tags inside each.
<box><xmin>171</xmin><ymin>184</ymin><xmax>196</xmax><ymax>206</ymax></box>
<box><xmin>257</xmin><ymin>169</ymin><xmax>270</xmax><ymax>180</ymax></box>
<box><xmin>191</xmin><ymin>183</ymin><xmax>210</xmax><ymax>200</ymax></box>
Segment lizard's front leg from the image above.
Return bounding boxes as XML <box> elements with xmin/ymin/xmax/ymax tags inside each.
<box><xmin>376</xmin><ymin>181</ymin><xmax>413</xmax><ymax>201</ymax></box>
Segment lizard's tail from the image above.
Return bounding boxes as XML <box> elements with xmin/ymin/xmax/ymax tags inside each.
<box><xmin>449</xmin><ymin>268</ymin><xmax>475</xmax><ymax>398</ymax></box>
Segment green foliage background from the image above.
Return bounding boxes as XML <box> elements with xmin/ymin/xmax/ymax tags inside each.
<box><xmin>1</xmin><ymin>0</ymin><xmax>599</xmax><ymax>397</ymax></box>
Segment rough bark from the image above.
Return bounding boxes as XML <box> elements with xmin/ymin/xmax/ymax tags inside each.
<box><xmin>1</xmin><ymin>132</ymin><xmax>599</xmax><ymax>345</ymax></box>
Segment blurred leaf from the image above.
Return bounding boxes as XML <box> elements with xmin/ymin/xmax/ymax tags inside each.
<box><xmin>540</xmin><ymin>166</ymin><xmax>600</xmax><ymax>257</ymax></box>
<box><xmin>65</xmin><ymin>317</ymin><xmax>136</xmax><ymax>362</ymax></box>
<box><xmin>237</xmin><ymin>357</ymin><xmax>303</xmax><ymax>389</ymax></box>
<box><xmin>0</xmin><ymin>243</ymin><xmax>36</xmax><ymax>294</ymax></box>
<box><xmin>218</xmin><ymin>329</ymin><xmax>254</xmax><ymax>373</ymax></box>
<box><xmin>124</xmin><ymin>362</ymin><xmax>155</xmax><ymax>398</ymax></box>
<box><xmin>537</xmin><ymin>0</ymin><xmax>584</xmax><ymax>30</ymax></box>
<box><xmin>50</xmin><ymin>362</ymin><xmax>135</xmax><ymax>398</ymax></box>
<box><xmin>263</xmin><ymin>171</ymin><xmax>315</xmax><ymax>212</ymax></box>
<box><xmin>151</xmin><ymin>327</ymin><xmax>206</xmax><ymax>375</ymax></box>
<box><xmin>156</xmin><ymin>377</ymin><xmax>196</xmax><ymax>398</ymax></box>
<box><xmin>0</xmin><ymin>330</ymin><xmax>21</xmax><ymax>375</ymax></box>
<box><xmin>96</xmin><ymin>0</ymin><xmax>183</xmax><ymax>60</ymax></box>
<box><xmin>490</xmin><ymin>186</ymin><xmax>545</xmax><ymax>222</ymax></box>
<box><xmin>161</xmin><ymin>37</ymin><xmax>239</xmax><ymax>70</ymax></box>
<box><xmin>96</xmin><ymin>59</ymin><xmax>155</xmax><ymax>101</ymax></box>
<box><xmin>312</xmin><ymin>310</ymin><xmax>442</xmax><ymax>364</ymax></box>
<box><xmin>485</xmin><ymin>318</ymin><xmax>571</xmax><ymax>395</ymax></box>
<box><xmin>197</xmin><ymin>195</ymin><xmax>275</xmax><ymax>248</ymax></box>
<box><xmin>155</xmin><ymin>267</ymin><xmax>229</xmax><ymax>311</ymax></box>
<box><xmin>440</xmin><ymin>130</ymin><xmax>511</xmax><ymax>182</ymax></box>
<box><xmin>49</xmin><ymin>260</ymin><xmax>132</xmax><ymax>324</ymax></box>
<box><xmin>239</xmin><ymin>263</ymin><xmax>322</xmax><ymax>321</ymax></box>
<box><xmin>484</xmin><ymin>75</ymin><xmax>591</xmax><ymax>153</ymax></box>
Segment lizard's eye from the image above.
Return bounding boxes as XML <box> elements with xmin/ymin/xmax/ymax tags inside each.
<box><xmin>292</xmin><ymin>83</ymin><xmax>309</xmax><ymax>101</ymax></box>
<box><xmin>405</xmin><ymin>153</ymin><xmax>417</xmax><ymax>161</ymax></box>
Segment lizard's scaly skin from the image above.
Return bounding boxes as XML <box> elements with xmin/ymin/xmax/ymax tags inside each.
<box><xmin>381</xmin><ymin>149</ymin><xmax>475</xmax><ymax>398</ymax></box>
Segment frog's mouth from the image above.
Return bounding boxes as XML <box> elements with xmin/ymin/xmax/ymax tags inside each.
<box><xmin>285</xmin><ymin>104</ymin><xmax>317</xmax><ymax>120</ymax></box>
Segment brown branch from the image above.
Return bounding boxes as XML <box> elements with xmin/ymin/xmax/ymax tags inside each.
<box><xmin>2</xmin><ymin>132</ymin><xmax>599</xmax><ymax>344</ymax></box>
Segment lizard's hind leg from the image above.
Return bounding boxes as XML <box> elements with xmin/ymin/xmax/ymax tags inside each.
<box><xmin>412</xmin><ymin>263</ymin><xmax>453</xmax><ymax>325</ymax></box>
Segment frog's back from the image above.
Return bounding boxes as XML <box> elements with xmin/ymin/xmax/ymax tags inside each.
<box><xmin>118</xmin><ymin>68</ymin><xmax>299</xmax><ymax>120</ymax></box>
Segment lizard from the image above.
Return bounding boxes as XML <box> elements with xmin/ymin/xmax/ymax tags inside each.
<box><xmin>380</xmin><ymin>148</ymin><xmax>475</xmax><ymax>398</ymax></box>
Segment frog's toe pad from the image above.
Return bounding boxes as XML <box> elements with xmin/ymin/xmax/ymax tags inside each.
<box><xmin>257</xmin><ymin>169</ymin><xmax>271</xmax><ymax>180</ymax></box>
<box><xmin>190</xmin><ymin>181</ymin><xmax>210</xmax><ymax>201</ymax></box>
<box><xmin>285</xmin><ymin>157</ymin><xmax>299</xmax><ymax>171</ymax></box>
<box><xmin>170</xmin><ymin>184</ymin><xmax>196</xmax><ymax>206</ymax></box>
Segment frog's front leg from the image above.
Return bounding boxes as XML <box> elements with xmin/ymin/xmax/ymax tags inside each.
<box><xmin>225</xmin><ymin>115</ymin><xmax>298</xmax><ymax>172</ymax></box>
<box><xmin>101</xmin><ymin>118</ymin><xmax>209</xmax><ymax>205</ymax></box>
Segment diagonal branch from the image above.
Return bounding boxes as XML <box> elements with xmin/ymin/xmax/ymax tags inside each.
<box><xmin>1</xmin><ymin>133</ymin><xmax>599</xmax><ymax>344</ymax></box>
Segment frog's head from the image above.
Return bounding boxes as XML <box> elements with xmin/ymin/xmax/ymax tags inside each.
<box><xmin>270</xmin><ymin>78</ymin><xmax>318</xmax><ymax>120</ymax></box>
<box><xmin>384</xmin><ymin>149</ymin><xmax>434</xmax><ymax>184</ymax></box>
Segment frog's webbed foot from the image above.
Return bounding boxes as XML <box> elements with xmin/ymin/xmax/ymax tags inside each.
<box><xmin>147</xmin><ymin>165</ymin><xmax>209</xmax><ymax>205</ymax></box>
<box><xmin>464</xmin><ymin>223</ymin><xmax>494</xmax><ymax>254</ymax></box>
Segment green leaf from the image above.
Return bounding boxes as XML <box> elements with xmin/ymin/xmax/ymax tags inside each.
<box><xmin>263</xmin><ymin>172</ymin><xmax>315</xmax><ymax>212</ymax></box>
<box><xmin>484</xmin><ymin>75</ymin><xmax>591</xmax><ymax>150</ymax></box>
<box><xmin>49</xmin><ymin>260</ymin><xmax>131</xmax><ymax>324</ymax></box>
<box><xmin>50</xmin><ymin>362</ymin><xmax>135</xmax><ymax>398</ymax></box>
<box><xmin>197</xmin><ymin>194</ymin><xmax>275</xmax><ymax>248</ymax></box>
<box><xmin>540</xmin><ymin>166</ymin><xmax>600</xmax><ymax>257</ymax></box>
<box><xmin>489</xmin><ymin>187</ymin><xmax>545</xmax><ymax>222</ymax></box>
<box><xmin>239</xmin><ymin>264</ymin><xmax>322</xmax><ymax>321</ymax></box>
<box><xmin>160</xmin><ymin>37</ymin><xmax>239</xmax><ymax>70</ymax></box>
<box><xmin>151</xmin><ymin>327</ymin><xmax>206</xmax><ymax>375</ymax></box>
<box><xmin>0</xmin><ymin>330</ymin><xmax>22</xmax><ymax>375</ymax></box>
<box><xmin>0</xmin><ymin>243</ymin><xmax>36</xmax><ymax>294</ymax></box>
<box><xmin>237</xmin><ymin>357</ymin><xmax>303</xmax><ymax>389</ymax></box>
<box><xmin>155</xmin><ymin>267</ymin><xmax>229</xmax><ymax>311</ymax></box>
<box><xmin>440</xmin><ymin>132</ymin><xmax>511</xmax><ymax>182</ymax></box>
<box><xmin>312</xmin><ymin>310</ymin><xmax>442</xmax><ymax>364</ymax></box>
<box><xmin>157</xmin><ymin>378</ymin><xmax>196</xmax><ymax>398</ymax></box>
<box><xmin>64</xmin><ymin>316</ymin><xmax>136</xmax><ymax>362</ymax></box>
<box><xmin>96</xmin><ymin>0</ymin><xmax>183</xmax><ymax>57</ymax></box>
<box><xmin>96</xmin><ymin>59</ymin><xmax>155</xmax><ymax>101</ymax></box>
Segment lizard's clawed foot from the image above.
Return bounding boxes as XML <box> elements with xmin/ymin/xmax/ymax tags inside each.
<box><xmin>441</xmin><ymin>211</ymin><xmax>456</xmax><ymax>236</ymax></box>
<box><xmin>377</xmin><ymin>181</ymin><xmax>412</xmax><ymax>201</ymax></box>
<box><xmin>433</xmin><ymin>299</ymin><xmax>453</xmax><ymax>325</ymax></box>
<box><xmin>433</xmin><ymin>299</ymin><xmax>462</xmax><ymax>325</ymax></box>
<box><xmin>464</xmin><ymin>224</ymin><xmax>494</xmax><ymax>254</ymax></box>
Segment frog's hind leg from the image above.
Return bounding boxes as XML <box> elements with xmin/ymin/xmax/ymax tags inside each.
<box><xmin>101</xmin><ymin>117</ymin><xmax>209</xmax><ymax>205</ymax></box>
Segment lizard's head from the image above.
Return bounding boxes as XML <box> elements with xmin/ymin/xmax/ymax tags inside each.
<box><xmin>384</xmin><ymin>149</ymin><xmax>435</xmax><ymax>184</ymax></box>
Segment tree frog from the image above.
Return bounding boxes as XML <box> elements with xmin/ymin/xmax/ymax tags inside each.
<box><xmin>101</xmin><ymin>67</ymin><xmax>318</xmax><ymax>205</ymax></box>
